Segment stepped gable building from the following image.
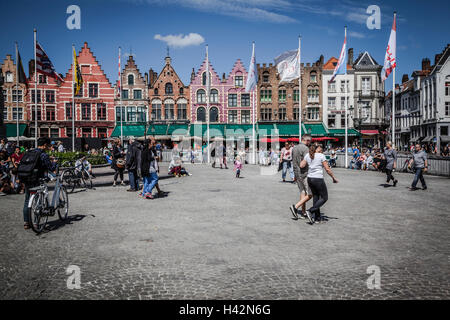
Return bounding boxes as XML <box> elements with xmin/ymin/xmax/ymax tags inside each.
<box><xmin>189</xmin><ymin>57</ymin><xmax>224</xmax><ymax>123</ymax></box>
<box><xmin>1</xmin><ymin>54</ymin><xmax>28</xmax><ymax>136</ymax></box>
<box><xmin>114</xmin><ymin>55</ymin><xmax>149</xmax><ymax>126</ymax></box>
<box><xmin>256</xmin><ymin>56</ymin><xmax>324</xmax><ymax>123</ymax></box>
<box><xmin>222</xmin><ymin>59</ymin><xmax>253</xmax><ymax>124</ymax></box>
<box><xmin>58</xmin><ymin>42</ymin><xmax>115</xmax><ymax>139</ymax></box>
<box><xmin>26</xmin><ymin>59</ymin><xmax>61</xmax><ymax>138</ymax></box>
<box><xmin>149</xmin><ymin>54</ymin><xmax>189</xmax><ymax>122</ymax></box>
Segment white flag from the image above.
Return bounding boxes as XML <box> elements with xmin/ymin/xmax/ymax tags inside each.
<box><xmin>382</xmin><ymin>14</ymin><xmax>397</xmax><ymax>82</ymax></box>
<box><xmin>274</xmin><ymin>49</ymin><xmax>299</xmax><ymax>83</ymax></box>
<box><xmin>245</xmin><ymin>43</ymin><xmax>257</xmax><ymax>92</ymax></box>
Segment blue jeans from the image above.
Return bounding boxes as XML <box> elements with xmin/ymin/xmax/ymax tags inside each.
<box><xmin>143</xmin><ymin>172</ymin><xmax>158</xmax><ymax>195</ymax></box>
<box><xmin>128</xmin><ymin>169</ymin><xmax>139</xmax><ymax>190</ymax></box>
<box><xmin>282</xmin><ymin>161</ymin><xmax>294</xmax><ymax>180</ymax></box>
<box><xmin>412</xmin><ymin>168</ymin><xmax>426</xmax><ymax>188</ymax></box>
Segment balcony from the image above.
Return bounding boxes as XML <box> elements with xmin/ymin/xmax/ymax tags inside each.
<box><xmin>355</xmin><ymin>90</ymin><xmax>383</xmax><ymax>99</ymax></box>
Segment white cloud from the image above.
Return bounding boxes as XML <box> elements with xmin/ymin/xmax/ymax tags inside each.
<box><xmin>348</xmin><ymin>31</ymin><xmax>366</xmax><ymax>39</ymax></box>
<box><xmin>137</xmin><ymin>0</ymin><xmax>297</xmax><ymax>23</ymax></box>
<box><xmin>154</xmin><ymin>33</ymin><xmax>205</xmax><ymax>48</ymax></box>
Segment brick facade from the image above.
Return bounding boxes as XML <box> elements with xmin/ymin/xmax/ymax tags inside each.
<box><xmin>1</xmin><ymin>55</ymin><xmax>28</xmax><ymax>125</ymax></box>
<box><xmin>149</xmin><ymin>56</ymin><xmax>189</xmax><ymax>122</ymax></box>
<box><xmin>58</xmin><ymin>42</ymin><xmax>115</xmax><ymax>138</ymax></box>
<box><xmin>114</xmin><ymin>55</ymin><xmax>149</xmax><ymax>125</ymax></box>
<box><xmin>256</xmin><ymin>56</ymin><xmax>324</xmax><ymax>124</ymax></box>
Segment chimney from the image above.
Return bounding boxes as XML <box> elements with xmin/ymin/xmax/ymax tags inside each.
<box><xmin>435</xmin><ymin>54</ymin><xmax>442</xmax><ymax>65</ymax></box>
<box><xmin>263</xmin><ymin>63</ymin><xmax>266</xmax><ymax>68</ymax></box>
<box><xmin>422</xmin><ymin>58</ymin><xmax>431</xmax><ymax>71</ymax></box>
<box><xmin>269</xmin><ymin>63</ymin><xmax>273</xmax><ymax>67</ymax></box>
<box><xmin>28</xmin><ymin>59</ymin><xmax>35</xmax><ymax>79</ymax></box>
<box><xmin>222</xmin><ymin>73</ymin><xmax>226</xmax><ymax>81</ymax></box>
<box><xmin>149</xmin><ymin>68</ymin><xmax>157</xmax><ymax>87</ymax></box>
<box><xmin>190</xmin><ymin>68</ymin><xmax>195</xmax><ymax>82</ymax></box>
<box><xmin>402</xmin><ymin>74</ymin><xmax>409</xmax><ymax>83</ymax></box>
<box><xmin>319</xmin><ymin>55</ymin><xmax>324</xmax><ymax>65</ymax></box>
<box><xmin>145</xmin><ymin>72</ymin><xmax>149</xmax><ymax>85</ymax></box>
<box><xmin>348</xmin><ymin>48</ymin><xmax>354</xmax><ymax>65</ymax></box>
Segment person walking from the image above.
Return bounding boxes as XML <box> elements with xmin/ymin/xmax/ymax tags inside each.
<box><xmin>125</xmin><ymin>138</ymin><xmax>142</xmax><ymax>192</ymax></box>
<box><xmin>141</xmin><ymin>139</ymin><xmax>159</xmax><ymax>199</ymax></box>
<box><xmin>280</xmin><ymin>142</ymin><xmax>294</xmax><ymax>182</ymax></box>
<box><xmin>290</xmin><ymin>134</ymin><xmax>313</xmax><ymax>220</ymax></box>
<box><xmin>112</xmin><ymin>139</ymin><xmax>126</xmax><ymax>186</ymax></box>
<box><xmin>409</xmin><ymin>143</ymin><xmax>428</xmax><ymax>191</ymax></box>
<box><xmin>300</xmin><ymin>144</ymin><xmax>338</xmax><ymax>224</ymax></box>
<box><xmin>383</xmin><ymin>141</ymin><xmax>398</xmax><ymax>187</ymax></box>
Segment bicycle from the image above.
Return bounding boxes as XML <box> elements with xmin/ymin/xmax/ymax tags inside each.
<box><xmin>400</xmin><ymin>158</ymin><xmax>414</xmax><ymax>173</ymax></box>
<box><xmin>28</xmin><ymin>173</ymin><xmax>69</xmax><ymax>234</ymax></box>
<box><xmin>61</xmin><ymin>160</ymin><xmax>93</xmax><ymax>193</ymax></box>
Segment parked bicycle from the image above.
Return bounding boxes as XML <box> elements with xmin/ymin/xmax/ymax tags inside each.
<box><xmin>61</xmin><ymin>160</ymin><xmax>93</xmax><ymax>193</ymax></box>
<box><xmin>28</xmin><ymin>173</ymin><xmax>69</xmax><ymax>234</ymax></box>
<box><xmin>400</xmin><ymin>157</ymin><xmax>414</xmax><ymax>173</ymax></box>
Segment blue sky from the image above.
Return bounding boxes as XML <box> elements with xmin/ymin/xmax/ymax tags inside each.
<box><xmin>1</xmin><ymin>0</ymin><xmax>449</xmax><ymax>91</ymax></box>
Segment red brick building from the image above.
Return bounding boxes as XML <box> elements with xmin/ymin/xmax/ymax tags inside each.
<box><xmin>58</xmin><ymin>42</ymin><xmax>115</xmax><ymax>139</ymax></box>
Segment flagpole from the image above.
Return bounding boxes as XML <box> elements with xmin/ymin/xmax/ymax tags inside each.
<box><xmin>298</xmin><ymin>36</ymin><xmax>302</xmax><ymax>141</ymax></box>
<box><xmin>344</xmin><ymin>26</ymin><xmax>348</xmax><ymax>168</ymax></box>
<box><xmin>206</xmin><ymin>44</ymin><xmax>210</xmax><ymax>164</ymax></box>
<box><xmin>391</xmin><ymin>12</ymin><xmax>397</xmax><ymax>147</ymax></box>
<box><xmin>119</xmin><ymin>47</ymin><xmax>123</xmax><ymax>146</ymax></box>
<box><xmin>72</xmin><ymin>45</ymin><xmax>75</xmax><ymax>152</ymax></box>
<box><xmin>15</xmin><ymin>42</ymin><xmax>19</xmax><ymax>146</ymax></box>
<box><xmin>34</xmin><ymin>29</ymin><xmax>37</xmax><ymax>148</ymax></box>
<box><xmin>252</xmin><ymin>41</ymin><xmax>256</xmax><ymax>165</ymax></box>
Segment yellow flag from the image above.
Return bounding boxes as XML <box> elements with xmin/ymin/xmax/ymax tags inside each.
<box><xmin>73</xmin><ymin>48</ymin><xmax>83</xmax><ymax>95</ymax></box>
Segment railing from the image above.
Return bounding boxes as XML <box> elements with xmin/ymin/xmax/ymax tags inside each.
<box><xmin>333</xmin><ymin>152</ymin><xmax>450</xmax><ymax>177</ymax></box>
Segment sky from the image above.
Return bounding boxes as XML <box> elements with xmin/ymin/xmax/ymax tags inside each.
<box><xmin>1</xmin><ymin>0</ymin><xmax>449</xmax><ymax>92</ymax></box>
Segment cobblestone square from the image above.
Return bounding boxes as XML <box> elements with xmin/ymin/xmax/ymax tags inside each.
<box><xmin>0</xmin><ymin>165</ymin><xmax>449</xmax><ymax>299</ymax></box>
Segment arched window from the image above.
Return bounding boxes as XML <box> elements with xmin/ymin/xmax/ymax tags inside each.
<box><xmin>209</xmin><ymin>107</ymin><xmax>219</xmax><ymax>123</ymax></box>
<box><xmin>210</xmin><ymin>89</ymin><xmax>218</xmax><ymax>103</ymax></box>
<box><xmin>165</xmin><ymin>82</ymin><xmax>173</xmax><ymax>94</ymax></box>
<box><xmin>263</xmin><ymin>71</ymin><xmax>269</xmax><ymax>83</ymax></box>
<box><xmin>197</xmin><ymin>107</ymin><xmax>206</xmax><ymax>122</ymax></box>
<box><xmin>128</xmin><ymin>74</ymin><xmax>134</xmax><ymax>85</ymax></box>
<box><xmin>310</xmin><ymin>71</ymin><xmax>317</xmax><ymax>83</ymax></box>
<box><xmin>197</xmin><ymin>89</ymin><xmax>206</xmax><ymax>103</ymax></box>
<box><xmin>179</xmin><ymin>87</ymin><xmax>184</xmax><ymax>95</ymax></box>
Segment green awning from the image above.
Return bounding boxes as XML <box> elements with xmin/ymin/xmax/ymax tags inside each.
<box><xmin>167</xmin><ymin>124</ymin><xmax>189</xmax><ymax>136</ymax></box>
<box><xmin>6</xmin><ymin>124</ymin><xmax>27</xmax><ymax>137</ymax></box>
<box><xmin>303</xmin><ymin>123</ymin><xmax>329</xmax><ymax>136</ymax></box>
<box><xmin>147</xmin><ymin>124</ymin><xmax>169</xmax><ymax>136</ymax></box>
<box><xmin>111</xmin><ymin>124</ymin><xmax>146</xmax><ymax>137</ymax></box>
<box><xmin>190</xmin><ymin>124</ymin><xmax>207</xmax><ymax>137</ymax></box>
<box><xmin>257</xmin><ymin>124</ymin><xmax>276</xmax><ymax>137</ymax></box>
<box><xmin>225</xmin><ymin>124</ymin><xmax>253</xmax><ymax>138</ymax></box>
<box><xmin>328</xmin><ymin>128</ymin><xmax>361</xmax><ymax>137</ymax></box>
<box><xmin>276</xmin><ymin>124</ymin><xmax>302</xmax><ymax>137</ymax></box>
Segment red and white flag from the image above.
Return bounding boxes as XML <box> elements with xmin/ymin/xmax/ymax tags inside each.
<box><xmin>382</xmin><ymin>14</ymin><xmax>396</xmax><ymax>82</ymax></box>
<box><xmin>36</xmin><ymin>42</ymin><xmax>64</xmax><ymax>81</ymax></box>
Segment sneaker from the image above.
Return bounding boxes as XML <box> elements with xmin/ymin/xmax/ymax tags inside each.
<box><xmin>393</xmin><ymin>180</ymin><xmax>398</xmax><ymax>187</ymax></box>
<box><xmin>0</xmin><ymin>192</ymin><xmax>6</xmax><ymax>196</ymax></box>
<box><xmin>289</xmin><ymin>205</ymin><xmax>298</xmax><ymax>220</ymax></box>
<box><xmin>305</xmin><ymin>210</ymin><xmax>314</xmax><ymax>224</ymax></box>
<box><xmin>422</xmin><ymin>186</ymin><xmax>427</xmax><ymax>190</ymax></box>
<box><xmin>298</xmin><ymin>212</ymin><xmax>306</xmax><ymax>220</ymax></box>
<box><xmin>409</xmin><ymin>187</ymin><xmax>420</xmax><ymax>191</ymax></box>
<box><xmin>145</xmin><ymin>194</ymin><xmax>154</xmax><ymax>199</ymax></box>
<box><xmin>121</xmin><ymin>181</ymin><xmax>126</xmax><ymax>186</ymax></box>
<box><xmin>113</xmin><ymin>182</ymin><xmax>117</xmax><ymax>187</ymax></box>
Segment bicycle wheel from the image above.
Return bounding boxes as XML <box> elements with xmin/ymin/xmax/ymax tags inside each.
<box><xmin>82</xmin><ymin>171</ymin><xmax>93</xmax><ymax>189</ymax></box>
<box><xmin>62</xmin><ymin>170</ymin><xmax>76</xmax><ymax>193</ymax></box>
<box><xmin>57</xmin><ymin>185</ymin><xmax>69</xmax><ymax>221</ymax></box>
<box><xmin>30</xmin><ymin>193</ymin><xmax>48</xmax><ymax>234</ymax></box>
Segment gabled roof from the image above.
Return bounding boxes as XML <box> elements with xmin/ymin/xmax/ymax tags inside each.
<box><xmin>154</xmin><ymin>57</ymin><xmax>187</xmax><ymax>87</ymax></box>
<box><xmin>224</xmin><ymin>59</ymin><xmax>248</xmax><ymax>85</ymax></box>
<box><xmin>353</xmin><ymin>51</ymin><xmax>381</xmax><ymax>70</ymax></box>
<box><xmin>430</xmin><ymin>44</ymin><xmax>450</xmax><ymax>75</ymax></box>
<box><xmin>323</xmin><ymin>57</ymin><xmax>352</xmax><ymax>71</ymax></box>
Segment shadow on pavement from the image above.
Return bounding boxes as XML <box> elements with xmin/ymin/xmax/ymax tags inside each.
<box><xmin>41</xmin><ymin>214</ymin><xmax>91</xmax><ymax>233</ymax></box>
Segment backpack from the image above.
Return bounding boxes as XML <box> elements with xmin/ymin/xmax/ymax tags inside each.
<box><xmin>17</xmin><ymin>149</ymin><xmax>43</xmax><ymax>184</ymax></box>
